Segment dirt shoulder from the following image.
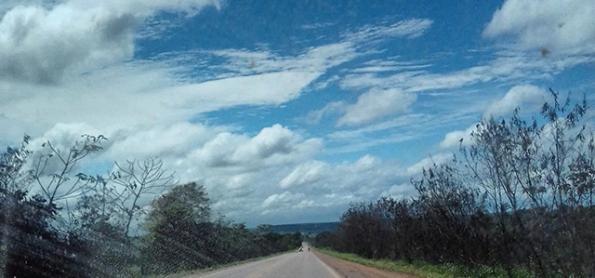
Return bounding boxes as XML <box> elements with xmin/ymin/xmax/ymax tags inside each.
<box><xmin>314</xmin><ymin>250</ymin><xmax>417</xmax><ymax>278</ymax></box>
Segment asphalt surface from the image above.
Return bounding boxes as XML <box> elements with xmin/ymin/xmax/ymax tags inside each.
<box><xmin>192</xmin><ymin>244</ymin><xmax>340</xmax><ymax>278</ymax></box>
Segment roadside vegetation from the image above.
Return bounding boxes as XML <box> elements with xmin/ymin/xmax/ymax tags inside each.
<box><xmin>0</xmin><ymin>136</ymin><xmax>301</xmax><ymax>277</ymax></box>
<box><xmin>314</xmin><ymin>91</ymin><xmax>595</xmax><ymax>277</ymax></box>
<box><xmin>317</xmin><ymin>248</ymin><xmax>531</xmax><ymax>278</ymax></box>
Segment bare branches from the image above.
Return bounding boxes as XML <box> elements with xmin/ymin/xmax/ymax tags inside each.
<box><xmin>111</xmin><ymin>157</ymin><xmax>175</xmax><ymax>236</ymax></box>
<box><xmin>29</xmin><ymin>135</ymin><xmax>107</xmax><ymax>207</ymax></box>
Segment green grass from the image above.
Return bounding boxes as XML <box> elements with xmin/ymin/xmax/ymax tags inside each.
<box><xmin>317</xmin><ymin>248</ymin><xmax>533</xmax><ymax>278</ymax></box>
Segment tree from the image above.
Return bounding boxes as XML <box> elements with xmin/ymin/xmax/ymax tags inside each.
<box><xmin>461</xmin><ymin>91</ymin><xmax>593</xmax><ymax>275</ymax></box>
<box><xmin>142</xmin><ymin>182</ymin><xmax>211</xmax><ymax>273</ymax></box>
<box><xmin>29</xmin><ymin>135</ymin><xmax>106</xmax><ymax>208</ymax></box>
<box><xmin>0</xmin><ymin>135</ymin><xmax>31</xmax><ymax>194</ymax></box>
<box><xmin>322</xmin><ymin>90</ymin><xmax>594</xmax><ymax>277</ymax></box>
<box><xmin>111</xmin><ymin>158</ymin><xmax>174</xmax><ymax>236</ymax></box>
<box><xmin>1</xmin><ymin>137</ymin><xmax>89</xmax><ymax>277</ymax></box>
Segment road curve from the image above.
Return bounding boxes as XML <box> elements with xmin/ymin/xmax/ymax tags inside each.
<box><xmin>190</xmin><ymin>246</ymin><xmax>340</xmax><ymax>278</ymax></box>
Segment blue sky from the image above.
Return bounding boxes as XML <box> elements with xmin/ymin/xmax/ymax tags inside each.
<box><xmin>1</xmin><ymin>0</ymin><xmax>594</xmax><ymax>226</ymax></box>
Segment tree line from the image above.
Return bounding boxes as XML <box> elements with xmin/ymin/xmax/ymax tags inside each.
<box><xmin>0</xmin><ymin>135</ymin><xmax>301</xmax><ymax>276</ymax></box>
<box><xmin>315</xmin><ymin>91</ymin><xmax>595</xmax><ymax>277</ymax></box>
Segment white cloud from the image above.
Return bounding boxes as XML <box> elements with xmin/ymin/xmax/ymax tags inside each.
<box><xmin>77</xmin><ymin>0</ymin><xmax>221</xmax><ymax>15</ymax></box>
<box><xmin>255</xmin><ymin>154</ymin><xmax>410</xmax><ymax>219</ymax></box>
<box><xmin>30</xmin><ymin>122</ymin><xmax>103</xmax><ymax>150</ymax></box>
<box><xmin>321</xmin><ymin>112</ymin><xmax>471</xmax><ymax>155</ymax></box>
<box><xmin>440</xmin><ymin>85</ymin><xmax>549</xmax><ymax>149</ymax></box>
<box><xmin>349</xmin><ymin>154</ymin><xmax>380</xmax><ymax>172</ymax></box>
<box><xmin>198</xmin><ymin>18</ymin><xmax>433</xmax><ymax>99</ymax></box>
<box><xmin>439</xmin><ymin>124</ymin><xmax>478</xmax><ymax>149</ymax></box>
<box><xmin>106</xmin><ymin>122</ymin><xmax>219</xmax><ymax>160</ymax></box>
<box><xmin>10</xmin><ymin>0</ymin><xmax>581</xmax><ymax>227</ymax></box>
<box><xmin>328</xmin><ymin>114</ymin><xmax>429</xmax><ymax>140</ymax></box>
<box><xmin>341</xmin><ymin>54</ymin><xmax>594</xmax><ymax>94</ymax></box>
<box><xmin>0</xmin><ymin>15</ymin><xmax>374</xmax><ymax>147</ymax></box>
<box><xmin>0</xmin><ymin>0</ymin><xmax>219</xmax><ymax>84</ymax></box>
<box><xmin>22</xmin><ymin>118</ymin><xmax>425</xmax><ymax>225</ymax></box>
<box><xmin>351</xmin><ymin>59</ymin><xmax>432</xmax><ymax>74</ymax></box>
<box><xmin>235</xmin><ymin>124</ymin><xmax>313</xmax><ymax>161</ymax></box>
<box><xmin>304</xmin><ymin>101</ymin><xmax>346</xmax><ymax>124</ymax></box>
<box><xmin>345</xmin><ymin>18</ymin><xmax>433</xmax><ymax>42</ymax></box>
<box><xmin>0</xmin><ymin>4</ymin><xmax>133</xmax><ymax>83</ymax></box>
<box><xmin>279</xmin><ymin>160</ymin><xmax>328</xmax><ymax>189</ymax></box>
<box><xmin>0</xmin><ymin>13</ymin><xmax>434</xmax><ymax>148</ymax></box>
<box><xmin>484</xmin><ymin>84</ymin><xmax>547</xmax><ymax>118</ymax></box>
<box><xmin>296</xmin><ymin>199</ymin><xmax>316</xmax><ymax>209</ymax></box>
<box><xmin>0</xmin><ymin>64</ymin><xmax>322</xmax><ymax>145</ymax></box>
<box><xmin>406</xmin><ymin>153</ymin><xmax>452</xmax><ymax>175</ymax></box>
<box><xmin>29</xmin><ymin>122</ymin><xmax>328</xmax><ymax>224</ymax></box>
<box><xmin>381</xmin><ymin>183</ymin><xmax>417</xmax><ymax>200</ymax></box>
<box><xmin>169</xmin><ymin>71</ymin><xmax>322</xmax><ymax>111</ymax></box>
<box><xmin>262</xmin><ymin>191</ymin><xmax>305</xmax><ymax>210</ymax></box>
<box><xmin>483</xmin><ymin>0</ymin><xmax>595</xmax><ymax>55</ymax></box>
<box><xmin>338</xmin><ymin>89</ymin><xmax>416</xmax><ymax>126</ymax></box>
<box><xmin>199</xmin><ymin>42</ymin><xmax>356</xmax><ymax>79</ymax></box>
<box><xmin>184</xmin><ymin>124</ymin><xmax>323</xmax><ymax>170</ymax></box>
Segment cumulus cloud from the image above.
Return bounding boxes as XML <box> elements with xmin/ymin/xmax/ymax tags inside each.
<box><xmin>440</xmin><ymin>85</ymin><xmax>548</xmax><ymax>149</ymax></box>
<box><xmin>254</xmin><ymin>154</ymin><xmax>411</xmax><ymax>219</ymax></box>
<box><xmin>21</xmin><ymin>118</ymin><xmax>426</xmax><ymax>225</ymax></box>
<box><xmin>337</xmin><ymin>89</ymin><xmax>416</xmax><ymax>126</ymax></box>
<box><xmin>157</xmin><ymin>124</ymin><xmax>322</xmax><ymax>205</ymax></box>
<box><xmin>30</xmin><ymin>122</ymin><xmax>103</xmax><ymax>150</ymax></box>
<box><xmin>185</xmin><ymin>124</ymin><xmax>322</xmax><ymax>169</ymax></box>
<box><xmin>106</xmin><ymin>122</ymin><xmax>219</xmax><ymax>160</ymax></box>
<box><xmin>439</xmin><ymin>124</ymin><xmax>478</xmax><ymax>149</ymax></box>
<box><xmin>406</xmin><ymin>153</ymin><xmax>453</xmax><ymax>175</ymax></box>
<box><xmin>483</xmin><ymin>84</ymin><xmax>547</xmax><ymax>118</ymax></box>
<box><xmin>0</xmin><ymin>5</ymin><xmax>132</xmax><ymax>83</ymax></box>
<box><xmin>483</xmin><ymin>0</ymin><xmax>595</xmax><ymax>55</ymax></box>
<box><xmin>349</xmin><ymin>154</ymin><xmax>380</xmax><ymax>172</ymax></box>
<box><xmin>167</xmin><ymin>152</ymin><xmax>413</xmax><ymax>224</ymax></box>
<box><xmin>279</xmin><ymin>160</ymin><xmax>328</xmax><ymax>189</ymax></box>
<box><xmin>262</xmin><ymin>191</ymin><xmax>306</xmax><ymax>210</ymax></box>
<box><xmin>35</xmin><ymin>122</ymin><xmax>327</xmax><ymax>224</ymax></box>
<box><xmin>0</xmin><ymin>0</ymin><xmax>219</xmax><ymax>84</ymax></box>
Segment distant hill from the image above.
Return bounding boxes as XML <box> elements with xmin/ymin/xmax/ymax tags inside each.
<box><xmin>268</xmin><ymin>222</ymin><xmax>339</xmax><ymax>235</ymax></box>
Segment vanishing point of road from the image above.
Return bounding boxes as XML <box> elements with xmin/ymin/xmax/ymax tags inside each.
<box><xmin>188</xmin><ymin>243</ymin><xmax>414</xmax><ymax>278</ymax></box>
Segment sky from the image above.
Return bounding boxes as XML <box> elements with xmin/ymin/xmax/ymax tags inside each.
<box><xmin>1</xmin><ymin>0</ymin><xmax>594</xmax><ymax>226</ymax></box>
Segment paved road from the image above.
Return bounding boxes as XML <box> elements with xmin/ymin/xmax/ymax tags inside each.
<box><xmin>191</xmin><ymin>244</ymin><xmax>340</xmax><ymax>278</ymax></box>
